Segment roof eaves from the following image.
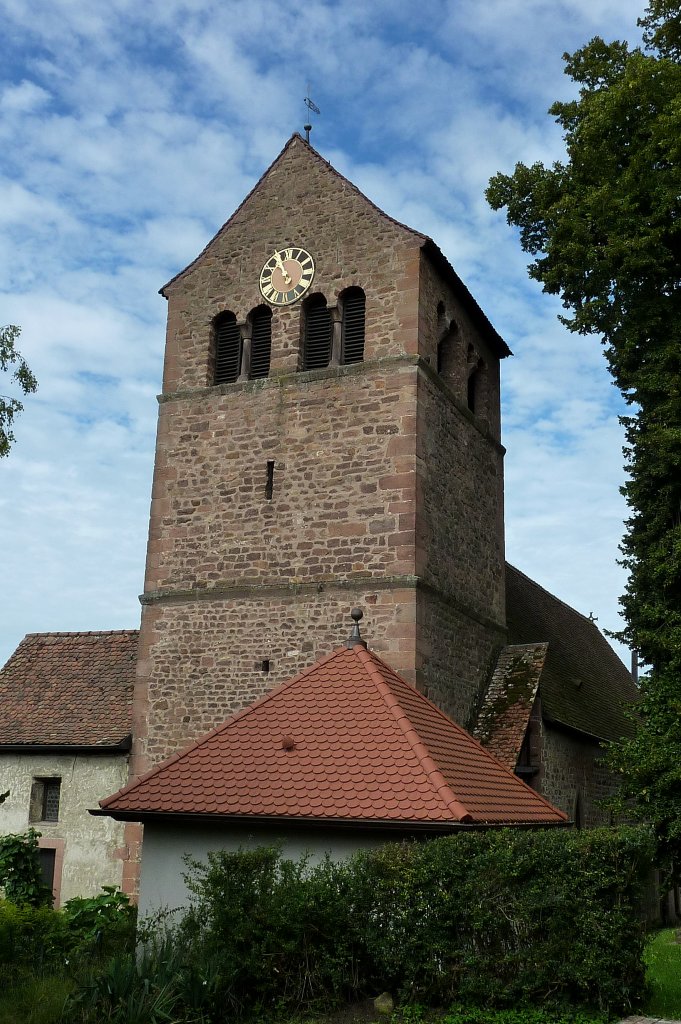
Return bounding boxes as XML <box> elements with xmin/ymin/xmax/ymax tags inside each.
<box><xmin>91</xmin><ymin>808</ymin><xmax>570</xmax><ymax>830</ymax></box>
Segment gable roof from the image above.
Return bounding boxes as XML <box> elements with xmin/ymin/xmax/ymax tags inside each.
<box><xmin>505</xmin><ymin>565</ymin><xmax>638</xmax><ymax>742</ymax></box>
<box><xmin>474</xmin><ymin>643</ymin><xmax>547</xmax><ymax>770</ymax></box>
<box><xmin>0</xmin><ymin>631</ymin><xmax>137</xmax><ymax>749</ymax></box>
<box><xmin>160</xmin><ymin>134</ymin><xmax>510</xmax><ymax>359</ymax></box>
<box><xmin>99</xmin><ymin>644</ymin><xmax>566</xmax><ymax>827</ymax></box>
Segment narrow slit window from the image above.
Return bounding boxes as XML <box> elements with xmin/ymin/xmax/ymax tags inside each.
<box><xmin>249</xmin><ymin>305</ymin><xmax>272</xmax><ymax>380</ymax></box>
<box><xmin>302</xmin><ymin>295</ymin><xmax>332</xmax><ymax>370</ymax></box>
<box><xmin>214</xmin><ymin>311</ymin><xmax>241</xmax><ymax>384</ymax></box>
<box><xmin>340</xmin><ymin>287</ymin><xmax>365</xmax><ymax>364</ymax></box>
<box><xmin>261</xmin><ymin>659</ymin><xmax>270</xmax><ymax>673</ymax></box>
<box><xmin>265</xmin><ymin>460</ymin><xmax>275</xmax><ymax>500</ymax></box>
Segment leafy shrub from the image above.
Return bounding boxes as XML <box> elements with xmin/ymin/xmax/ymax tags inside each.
<box><xmin>181</xmin><ymin>846</ymin><xmax>359</xmax><ymax>1014</ymax></box>
<box><xmin>62</xmin><ymin>885</ymin><xmax>136</xmax><ymax>955</ymax></box>
<box><xmin>350</xmin><ymin>827</ymin><xmax>652</xmax><ymax>1011</ymax></box>
<box><xmin>177</xmin><ymin>826</ymin><xmax>653</xmax><ymax>1017</ymax></box>
<box><xmin>64</xmin><ymin>826</ymin><xmax>654</xmax><ymax>1021</ymax></box>
<box><xmin>0</xmin><ymin>828</ymin><xmax>53</xmax><ymax>907</ymax></box>
<box><xmin>0</xmin><ymin>898</ymin><xmax>67</xmax><ymax>973</ymax></box>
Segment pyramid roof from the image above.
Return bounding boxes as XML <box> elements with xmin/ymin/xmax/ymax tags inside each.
<box><xmin>99</xmin><ymin>644</ymin><xmax>566</xmax><ymax>828</ymax></box>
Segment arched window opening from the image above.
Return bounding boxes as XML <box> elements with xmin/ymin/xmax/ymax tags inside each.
<box><xmin>466</xmin><ymin>344</ymin><xmax>485</xmax><ymax>415</ymax></box>
<box><xmin>249</xmin><ymin>305</ymin><xmax>272</xmax><ymax>380</ymax></box>
<box><xmin>438</xmin><ymin>319</ymin><xmax>458</xmax><ymax>377</ymax></box>
<box><xmin>340</xmin><ymin>287</ymin><xmax>365</xmax><ymax>364</ymax></box>
<box><xmin>302</xmin><ymin>294</ymin><xmax>332</xmax><ymax>370</ymax></box>
<box><xmin>214</xmin><ymin>311</ymin><xmax>241</xmax><ymax>385</ymax></box>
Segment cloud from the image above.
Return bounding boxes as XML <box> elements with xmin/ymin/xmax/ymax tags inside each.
<box><xmin>0</xmin><ymin>0</ymin><xmax>640</xmax><ymax>668</ymax></box>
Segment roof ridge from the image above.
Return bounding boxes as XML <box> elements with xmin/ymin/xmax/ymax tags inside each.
<box><xmin>355</xmin><ymin>647</ymin><xmax>472</xmax><ymax>823</ymax></box>
<box><xmin>20</xmin><ymin>629</ymin><xmax>139</xmax><ymax>639</ymax></box>
<box><xmin>160</xmin><ymin>133</ymin><xmax>424</xmax><ymax>296</ymax></box>
<box><xmin>357</xmin><ymin>647</ymin><xmax>566</xmax><ymax>822</ymax></box>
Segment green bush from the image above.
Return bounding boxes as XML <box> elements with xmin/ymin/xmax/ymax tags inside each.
<box><xmin>349</xmin><ymin>827</ymin><xmax>652</xmax><ymax>1011</ymax></box>
<box><xmin>0</xmin><ymin>900</ymin><xmax>67</xmax><ymax>972</ymax></box>
<box><xmin>65</xmin><ymin>826</ymin><xmax>654</xmax><ymax>1021</ymax></box>
<box><xmin>62</xmin><ymin>886</ymin><xmax>136</xmax><ymax>955</ymax></box>
<box><xmin>0</xmin><ymin>887</ymin><xmax>135</xmax><ymax>978</ymax></box>
<box><xmin>0</xmin><ymin>829</ymin><xmax>53</xmax><ymax>908</ymax></box>
<box><xmin>174</xmin><ymin>825</ymin><xmax>653</xmax><ymax>1017</ymax></box>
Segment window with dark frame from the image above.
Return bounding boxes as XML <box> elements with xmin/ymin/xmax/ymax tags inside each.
<box><xmin>249</xmin><ymin>305</ymin><xmax>272</xmax><ymax>380</ymax></box>
<box><xmin>29</xmin><ymin>777</ymin><xmax>61</xmax><ymax>823</ymax></box>
<box><xmin>340</xmin><ymin>287</ymin><xmax>366</xmax><ymax>364</ymax></box>
<box><xmin>214</xmin><ymin>311</ymin><xmax>242</xmax><ymax>385</ymax></box>
<box><xmin>302</xmin><ymin>294</ymin><xmax>333</xmax><ymax>370</ymax></box>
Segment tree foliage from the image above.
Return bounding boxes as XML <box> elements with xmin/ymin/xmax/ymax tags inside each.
<box><xmin>486</xmin><ymin>2</ymin><xmax>681</xmax><ymax>854</ymax></box>
<box><xmin>0</xmin><ymin>324</ymin><xmax>37</xmax><ymax>458</ymax></box>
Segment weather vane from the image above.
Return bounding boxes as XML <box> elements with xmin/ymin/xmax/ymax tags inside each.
<box><xmin>303</xmin><ymin>84</ymin><xmax>320</xmax><ymax>144</ymax></box>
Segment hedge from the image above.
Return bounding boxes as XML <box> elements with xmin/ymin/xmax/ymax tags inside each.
<box><xmin>176</xmin><ymin>825</ymin><xmax>654</xmax><ymax>1017</ymax></box>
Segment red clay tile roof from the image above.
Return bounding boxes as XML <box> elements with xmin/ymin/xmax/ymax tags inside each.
<box><xmin>100</xmin><ymin>645</ymin><xmax>566</xmax><ymax>826</ymax></box>
<box><xmin>474</xmin><ymin>643</ymin><xmax>547</xmax><ymax>771</ymax></box>
<box><xmin>0</xmin><ymin>631</ymin><xmax>137</xmax><ymax>747</ymax></box>
<box><xmin>506</xmin><ymin>565</ymin><xmax>639</xmax><ymax>741</ymax></box>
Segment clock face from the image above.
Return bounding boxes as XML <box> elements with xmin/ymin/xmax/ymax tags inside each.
<box><xmin>259</xmin><ymin>246</ymin><xmax>315</xmax><ymax>306</ymax></box>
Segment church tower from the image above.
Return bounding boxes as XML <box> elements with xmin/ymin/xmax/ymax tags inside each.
<box><xmin>131</xmin><ymin>135</ymin><xmax>510</xmax><ymax>777</ymax></box>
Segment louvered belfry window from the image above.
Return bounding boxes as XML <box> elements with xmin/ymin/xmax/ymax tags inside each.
<box><xmin>249</xmin><ymin>306</ymin><xmax>272</xmax><ymax>380</ymax></box>
<box><xmin>214</xmin><ymin>311</ymin><xmax>241</xmax><ymax>385</ymax></box>
<box><xmin>341</xmin><ymin>288</ymin><xmax>365</xmax><ymax>364</ymax></box>
<box><xmin>302</xmin><ymin>295</ymin><xmax>332</xmax><ymax>370</ymax></box>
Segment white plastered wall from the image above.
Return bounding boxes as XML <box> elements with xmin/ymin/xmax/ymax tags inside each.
<box><xmin>138</xmin><ymin>822</ymin><xmax>404</xmax><ymax>922</ymax></box>
<box><xmin>0</xmin><ymin>752</ymin><xmax>129</xmax><ymax>906</ymax></box>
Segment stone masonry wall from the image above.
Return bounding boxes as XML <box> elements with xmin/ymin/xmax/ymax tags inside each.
<box><xmin>161</xmin><ymin>137</ymin><xmax>423</xmax><ymax>392</ymax></box>
<box><xmin>538</xmin><ymin>725</ymin><xmax>615</xmax><ymax>826</ymax></box>
<box><xmin>135</xmin><ymin>587</ymin><xmax>416</xmax><ymax>768</ymax></box>
<box><xmin>417</xmin><ymin>589</ymin><xmax>506</xmax><ymax>728</ymax></box>
<box><xmin>133</xmin><ymin>137</ymin><xmax>508</xmax><ymax>776</ymax></box>
<box><xmin>144</xmin><ymin>364</ymin><xmax>418</xmax><ymax>595</ymax></box>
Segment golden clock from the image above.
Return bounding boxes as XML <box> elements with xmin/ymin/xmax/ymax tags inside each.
<box><xmin>259</xmin><ymin>246</ymin><xmax>315</xmax><ymax>306</ymax></box>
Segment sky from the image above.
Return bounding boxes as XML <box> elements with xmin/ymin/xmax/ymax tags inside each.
<box><xmin>0</xmin><ymin>0</ymin><xmax>647</xmax><ymax>669</ymax></box>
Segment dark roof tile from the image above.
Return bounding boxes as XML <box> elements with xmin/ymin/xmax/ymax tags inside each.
<box><xmin>0</xmin><ymin>631</ymin><xmax>137</xmax><ymax>747</ymax></box>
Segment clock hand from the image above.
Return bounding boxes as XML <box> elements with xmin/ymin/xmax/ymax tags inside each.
<box><xmin>273</xmin><ymin>252</ymin><xmax>292</xmax><ymax>285</ymax></box>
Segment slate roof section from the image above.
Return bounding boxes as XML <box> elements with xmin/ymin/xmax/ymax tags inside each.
<box><xmin>160</xmin><ymin>134</ymin><xmax>511</xmax><ymax>359</ymax></box>
<box><xmin>505</xmin><ymin>565</ymin><xmax>639</xmax><ymax>742</ymax></box>
<box><xmin>0</xmin><ymin>631</ymin><xmax>138</xmax><ymax>748</ymax></box>
<box><xmin>474</xmin><ymin>643</ymin><xmax>547</xmax><ymax>771</ymax></box>
<box><xmin>100</xmin><ymin>644</ymin><xmax>566</xmax><ymax>827</ymax></box>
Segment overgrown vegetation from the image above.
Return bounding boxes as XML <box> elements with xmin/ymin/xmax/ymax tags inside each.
<box><xmin>62</xmin><ymin>826</ymin><xmax>654</xmax><ymax>1023</ymax></box>
<box><xmin>0</xmin><ymin>826</ymin><xmax>659</xmax><ymax>1022</ymax></box>
<box><xmin>0</xmin><ymin>829</ymin><xmax>53</xmax><ymax>907</ymax></box>
<box><xmin>485</xmin><ymin>0</ymin><xmax>681</xmax><ymax>866</ymax></box>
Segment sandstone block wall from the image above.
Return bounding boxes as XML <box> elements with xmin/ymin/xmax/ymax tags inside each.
<box><xmin>133</xmin><ymin>136</ymin><xmax>508</xmax><ymax>776</ymax></box>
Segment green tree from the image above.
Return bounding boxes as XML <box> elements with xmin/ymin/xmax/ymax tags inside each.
<box><xmin>486</xmin><ymin>2</ymin><xmax>681</xmax><ymax>856</ymax></box>
<box><xmin>0</xmin><ymin>324</ymin><xmax>37</xmax><ymax>457</ymax></box>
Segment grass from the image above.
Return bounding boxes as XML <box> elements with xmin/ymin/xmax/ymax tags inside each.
<box><xmin>0</xmin><ymin>971</ymin><xmax>73</xmax><ymax>1024</ymax></box>
<box><xmin>643</xmin><ymin>928</ymin><xmax>681</xmax><ymax>1019</ymax></box>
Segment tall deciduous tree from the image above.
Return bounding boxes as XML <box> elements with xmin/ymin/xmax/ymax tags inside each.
<box><xmin>0</xmin><ymin>324</ymin><xmax>37</xmax><ymax>457</ymax></box>
<box><xmin>486</xmin><ymin>2</ymin><xmax>681</xmax><ymax>855</ymax></box>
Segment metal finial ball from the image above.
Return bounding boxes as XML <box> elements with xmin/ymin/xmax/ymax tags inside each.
<box><xmin>351</xmin><ymin>608</ymin><xmax>363</xmax><ymax>623</ymax></box>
